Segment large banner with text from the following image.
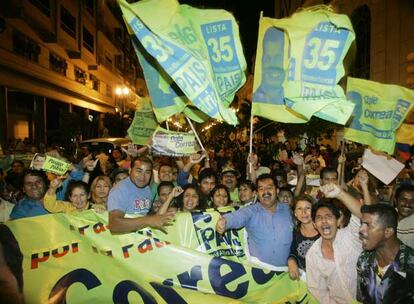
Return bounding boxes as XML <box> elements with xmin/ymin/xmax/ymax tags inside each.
<box><xmin>6</xmin><ymin>210</ymin><xmax>316</xmax><ymax>303</ymax></box>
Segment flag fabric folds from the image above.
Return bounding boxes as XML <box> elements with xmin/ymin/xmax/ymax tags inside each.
<box><xmin>127</xmin><ymin>96</ymin><xmax>158</xmax><ymax>145</ymax></box>
<box><xmin>252</xmin><ymin>7</ymin><xmax>355</xmax><ymax>125</ymax></box>
<box><xmin>118</xmin><ymin>0</ymin><xmax>246</xmax><ymax>125</ymax></box>
<box><xmin>344</xmin><ymin>77</ymin><xmax>414</xmax><ymax>154</ymax></box>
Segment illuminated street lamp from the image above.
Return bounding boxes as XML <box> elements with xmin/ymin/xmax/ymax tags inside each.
<box><xmin>115</xmin><ymin>85</ymin><xmax>129</xmax><ymax>114</ymax></box>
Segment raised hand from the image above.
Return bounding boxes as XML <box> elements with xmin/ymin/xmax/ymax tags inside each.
<box><xmin>292</xmin><ymin>152</ymin><xmax>304</xmax><ymax>166</ymax></box>
<box><xmin>171</xmin><ymin>186</ymin><xmax>184</xmax><ymax>198</ymax></box>
<box><xmin>49</xmin><ymin>177</ymin><xmax>63</xmax><ymax>191</ymax></box>
<box><xmin>247</xmin><ymin>153</ymin><xmax>258</xmax><ymax>166</ymax></box>
<box><xmin>320</xmin><ymin>183</ymin><xmax>342</xmax><ymax>198</ymax></box>
<box><xmin>189</xmin><ymin>153</ymin><xmax>206</xmax><ymax>164</ymax></box>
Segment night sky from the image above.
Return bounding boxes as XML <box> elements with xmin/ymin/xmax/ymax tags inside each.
<box><xmin>179</xmin><ymin>0</ymin><xmax>275</xmax><ymax>72</ymax></box>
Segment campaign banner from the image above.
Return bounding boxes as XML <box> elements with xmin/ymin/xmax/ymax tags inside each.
<box><xmin>344</xmin><ymin>77</ymin><xmax>414</xmax><ymax>154</ymax></box>
<box><xmin>253</xmin><ymin>7</ymin><xmax>355</xmax><ymax>125</ymax></box>
<box><xmin>118</xmin><ymin>0</ymin><xmax>245</xmax><ymax>125</ymax></box>
<box><xmin>152</xmin><ymin>126</ymin><xmax>200</xmax><ymax>157</ymax></box>
<box><xmin>167</xmin><ymin>207</ymin><xmax>247</xmax><ymax>263</ymax></box>
<box><xmin>5</xmin><ymin>210</ymin><xmax>316</xmax><ymax>303</ymax></box>
<box><xmin>127</xmin><ymin>96</ymin><xmax>159</xmax><ymax>145</ymax></box>
<box><xmin>41</xmin><ymin>155</ymin><xmax>71</xmax><ymax>175</ymax></box>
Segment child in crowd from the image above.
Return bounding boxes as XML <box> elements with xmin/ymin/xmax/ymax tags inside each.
<box><xmin>210</xmin><ymin>184</ymin><xmax>231</xmax><ymax>208</ymax></box>
<box><xmin>237</xmin><ymin>180</ymin><xmax>256</xmax><ymax>206</ymax></box>
<box><xmin>151</xmin><ymin>181</ymin><xmax>179</xmax><ymax>214</ymax></box>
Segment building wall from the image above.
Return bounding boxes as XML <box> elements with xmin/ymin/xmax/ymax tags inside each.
<box><xmin>0</xmin><ymin>0</ymin><xmax>143</xmax><ymax>147</ymax></box>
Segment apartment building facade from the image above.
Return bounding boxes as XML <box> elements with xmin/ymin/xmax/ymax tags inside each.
<box><xmin>0</xmin><ymin>0</ymin><xmax>143</xmax><ymax>148</ymax></box>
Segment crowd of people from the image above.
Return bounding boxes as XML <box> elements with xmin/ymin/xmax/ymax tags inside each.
<box><xmin>0</xmin><ymin>138</ymin><xmax>413</xmax><ymax>303</ymax></box>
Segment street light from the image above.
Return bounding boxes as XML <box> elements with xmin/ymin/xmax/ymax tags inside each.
<box><xmin>115</xmin><ymin>85</ymin><xmax>129</xmax><ymax>114</ymax></box>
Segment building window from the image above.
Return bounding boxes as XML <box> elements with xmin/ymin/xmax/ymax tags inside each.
<box><xmin>351</xmin><ymin>5</ymin><xmax>371</xmax><ymax>79</ymax></box>
<box><xmin>83</xmin><ymin>27</ymin><xmax>94</xmax><ymax>53</ymax></box>
<box><xmin>85</xmin><ymin>0</ymin><xmax>95</xmax><ymax>16</ymax></box>
<box><xmin>60</xmin><ymin>5</ymin><xmax>76</xmax><ymax>38</ymax></box>
<box><xmin>89</xmin><ymin>74</ymin><xmax>100</xmax><ymax>91</ymax></box>
<box><xmin>29</xmin><ymin>0</ymin><xmax>51</xmax><ymax>17</ymax></box>
<box><xmin>106</xmin><ymin>84</ymin><xmax>112</xmax><ymax>97</ymax></box>
<box><xmin>103</xmin><ymin>51</ymin><xmax>113</xmax><ymax>70</ymax></box>
<box><xmin>115</xmin><ymin>55</ymin><xmax>123</xmax><ymax>71</ymax></box>
<box><xmin>12</xmin><ymin>30</ymin><xmax>41</xmax><ymax>63</ymax></box>
<box><xmin>74</xmin><ymin>66</ymin><xmax>87</xmax><ymax>84</ymax></box>
<box><xmin>49</xmin><ymin>52</ymin><xmax>67</xmax><ymax>76</ymax></box>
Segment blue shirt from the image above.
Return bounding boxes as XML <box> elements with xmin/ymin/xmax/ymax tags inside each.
<box><xmin>108</xmin><ymin>177</ymin><xmax>152</xmax><ymax>215</ymax></box>
<box><xmin>224</xmin><ymin>202</ymin><xmax>293</xmax><ymax>267</ymax></box>
<box><xmin>10</xmin><ymin>197</ymin><xmax>49</xmax><ymax>220</ymax></box>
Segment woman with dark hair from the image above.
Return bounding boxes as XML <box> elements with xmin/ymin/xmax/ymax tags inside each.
<box><xmin>112</xmin><ymin>147</ymin><xmax>128</xmax><ymax>168</ymax></box>
<box><xmin>176</xmin><ymin>184</ymin><xmax>203</xmax><ymax>212</ymax></box>
<box><xmin>287</xmin><ymin>194</ymin><xmax>319</xmax><ymax>280</ymax></box>
<box><xmin>210</xmin><ymin>184</ymin><xmax>231</xmax><ymax>208</ymax></box>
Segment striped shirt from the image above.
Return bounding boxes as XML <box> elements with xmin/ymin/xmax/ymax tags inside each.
<box><xmin>398</xmin><ymin>213</ymin><xmax>414</xmax><ymax>249</ymax></box>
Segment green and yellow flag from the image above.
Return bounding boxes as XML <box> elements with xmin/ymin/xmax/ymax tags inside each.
<box><xmin>344</xmin><ymin>77</ymin><xmax>414</xmax><ymax>154</ymax></box>
<box><xmin>5</xmin><ymin>210</ymin><xmax>317</xmax><ymax>303</ymax></box>
<box><xmin>127</xmin><ymin>96</ymin><xmax>158</xmax><ymax>145</ymax></box>
<box><xmin>252</xmin><ymin>17</ymin><xmax>307</xmax><ymax>123</ymax></box>
<box><xmin>253</xmin><ymin>7</ymin><xmax>355</xmax><ymax>124</ymax></box>
<box><xmin>118</xmin><ymin>0</ymin><xmax>246</xmax><ymax>125</ymax></box>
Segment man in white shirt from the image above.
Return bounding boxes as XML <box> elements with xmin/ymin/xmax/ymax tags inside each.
<box><xmin>306</xmin><ymin>184</ymin><xmax>363</xmax><ymax>304</ymax></box>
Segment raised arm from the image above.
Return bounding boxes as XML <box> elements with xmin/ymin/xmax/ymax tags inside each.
<box><xmin>246</xmin><ymin>153</ymin><xmax>258</xmax><ymax>183</ymax></box>
<box><xmin>292</xmin><ymin>153</ymin><xmax>305</xmax><ymax>197</ymax></box>
<box><xmin>44</xmin><ymin>177</ymin><xmax>76</xmax><ymax>213</ymax></box>
<box><xmin>320</xmin><ymin>183</ymin><xmax>363</xmax><ymax>218</ymax></box>
<box><xmin>157</xmin><ymin>186</ymin><xmax>183</xmax><ymax>215</ymax></box>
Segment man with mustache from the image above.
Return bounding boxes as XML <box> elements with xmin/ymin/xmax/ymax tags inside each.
<box><xmin>216</xmin><ymin>174</ymin><xmax>293</xmax><ymax>267</ymax></box>
<box><xmin>357</xmin><ymin>203</ymin><xmax>414</xmax><ymax>304</ymax></box>
<box><xmin>395</xmin><ymin>185</ymin><xmax>414</xmax><ymax>249</ymax></box>
<box><xmin>306</xmin><ymin>183</ymin><xmax>363</xmax><ymax>304</ymax></box>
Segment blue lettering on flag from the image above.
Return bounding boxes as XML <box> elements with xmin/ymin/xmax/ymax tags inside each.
<box><xmin>301</xmin><ymin>21</ymin><xmax>349</xmax><ymax>86</ymax></box>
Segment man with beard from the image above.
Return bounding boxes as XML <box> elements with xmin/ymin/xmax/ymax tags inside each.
<box><xmin>108</xmin><ymin>156</ymin><xmax>175</xmax><ymax>233</ymax></box>
<box><xmin>357</xmin><ymin>203</ymin><xmax>414</xmax><ymax>304</ymax></box>
<box><xmin>216</xmin><ymin>174</ymin><xmax>293</xmax><ymax>267</ymax></box>
<box><xmin>9</xmin><ymin>170</ymin><xmax>49</xmax><ymax>219</ymax></box>
<box><xmin>306</xmin><ymin>183</ymin><xmax>363</xmax><ymax>304</ymax></box>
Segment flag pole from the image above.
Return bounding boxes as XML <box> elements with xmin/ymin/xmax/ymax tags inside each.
<box><xmin>186</xmin><ymin>117</ymin><xmax>205</xmax><ymax>151</ymax></box>
<box><xmin>249</xmin><ymin>114</ymin><xmax>254</xmax><ymax>179</ymax></box>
